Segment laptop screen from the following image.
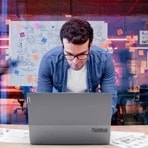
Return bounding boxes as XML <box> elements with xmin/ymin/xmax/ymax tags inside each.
<box><xmin>27</xmin><ymin>92</ymin><xmax>112</xmax><ymax>145</ymax></box>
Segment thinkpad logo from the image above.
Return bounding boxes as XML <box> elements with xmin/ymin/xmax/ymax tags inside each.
<box><xmin>92</xmin><ymin>128</ymin><xmax>108</xmax><ymax>132</ymax></box>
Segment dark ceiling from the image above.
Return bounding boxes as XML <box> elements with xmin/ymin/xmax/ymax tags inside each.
<box><xmin>0</xmin><ymin>0</ymin><xmax>148</xmax><ymax>17</ymax></box>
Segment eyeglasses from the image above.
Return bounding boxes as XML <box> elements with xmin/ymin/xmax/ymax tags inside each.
<box><xmin>65</xmin><ymin>53</ymin><xmax>88</xmax><ymax>60</ymax></box>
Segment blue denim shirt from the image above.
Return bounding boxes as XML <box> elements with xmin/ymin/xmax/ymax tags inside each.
<box><xmin>37</xmin><ymin>45</ymin><xmax>118</xmax><ymax>114</ymax></box>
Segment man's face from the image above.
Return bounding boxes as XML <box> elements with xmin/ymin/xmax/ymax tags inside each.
<box><xmin>63</xmin><ymin>38</ymin><xmax>90</xmax><ymax>71</ymax></box>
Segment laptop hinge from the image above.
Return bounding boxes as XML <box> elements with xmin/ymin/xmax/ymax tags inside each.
<box><xmin>27</xmin><ymin>96</ymin><xmax>31</xmax><ymax>104</ymax></box>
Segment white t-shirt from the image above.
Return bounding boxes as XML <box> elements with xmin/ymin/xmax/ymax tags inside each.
<box><xmin>67</xmin><ymin>65</ymin><xmax>87</xmax><ymax>92</ymax></box>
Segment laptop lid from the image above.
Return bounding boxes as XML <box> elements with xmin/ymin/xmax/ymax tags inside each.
<box><xmin>27</xmin><ymin>92</ymin><xmax>112</xmax><ymax>145</ymax></box>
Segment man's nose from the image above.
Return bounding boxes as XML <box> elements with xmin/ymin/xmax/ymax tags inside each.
<box><xmin>72</xmin><ymin>57</ymin><xmax>79</xmax><ymax>64</ymax></box>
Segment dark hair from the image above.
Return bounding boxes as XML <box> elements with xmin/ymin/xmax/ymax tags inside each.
<box><xmin>60</xmin><ymin>18</ymin><xmax>93</xmax><ymax>46</ymax></box>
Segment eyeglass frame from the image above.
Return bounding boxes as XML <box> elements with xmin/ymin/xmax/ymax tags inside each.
<box><xmin>64</xmin><ymin>50</ymin><xmax>89</xmax><ymax>60</ymax></box>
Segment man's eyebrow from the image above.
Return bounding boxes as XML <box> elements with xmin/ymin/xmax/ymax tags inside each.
<box><xmin>64</xmin><ymin>50</ymin><xmax>88</xmax><ymax>55</ymax></box>
<box><xmin>64</xmin><ymin>51</ymin><xmax>74</xmax><ymax>55</ymax></box>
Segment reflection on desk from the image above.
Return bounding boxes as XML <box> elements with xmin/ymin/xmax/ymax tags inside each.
<box><xmin>0</xmin><ymin>124</ymin><xmax>148</xmax><ymax>148</ymax></box>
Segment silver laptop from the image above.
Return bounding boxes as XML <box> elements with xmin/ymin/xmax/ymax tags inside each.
<box><xmin>27</xmin><ymin>92</ymin><xmax>112</xmax><ymax>145</ymax></box>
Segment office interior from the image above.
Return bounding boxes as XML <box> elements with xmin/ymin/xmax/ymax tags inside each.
<box><xmin>0</xmin><ymin>0</ymin><xmax>148</xmax><ymax>125</ymax></box>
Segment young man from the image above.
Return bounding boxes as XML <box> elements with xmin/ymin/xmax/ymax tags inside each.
<box><xmin>37</xmin><ymin>18</ymin><xmax>118</xmax><ymax>115</ymax></box>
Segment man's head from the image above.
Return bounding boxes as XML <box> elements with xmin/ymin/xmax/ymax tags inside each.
<box><xmin>60</xmin><ymin>18</ymin><xmax>93</xmax><ymax>70</ymax></box>
<box><xmin>60</xmin><ymin>18</ymin><xmax>93</xmax><ymax>46</ymax></box>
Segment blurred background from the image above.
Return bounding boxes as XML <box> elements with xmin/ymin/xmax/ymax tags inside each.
<box><xmin>0</xmin><ymin>0</ymin><xmax>148</xmax><ymax>125</ymax></box>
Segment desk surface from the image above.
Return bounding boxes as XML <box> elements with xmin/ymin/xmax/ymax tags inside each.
<box><xmin>0</xmin><ymin>124</ymin><xmax>148</xmax><ymax>148</ymax></box>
